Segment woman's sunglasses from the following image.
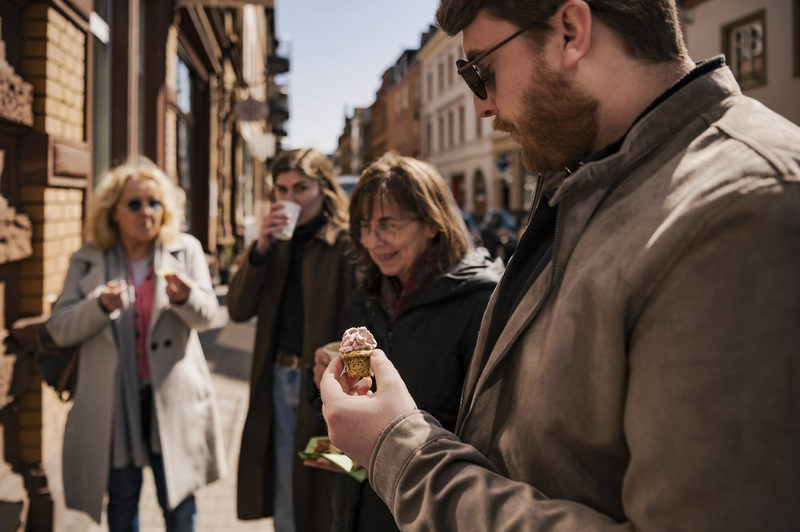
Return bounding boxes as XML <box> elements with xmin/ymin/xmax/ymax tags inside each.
<box><xmin>125</xmin><ymin>198</ymin><xmax>163</xmax><ymax>212</ymax></box>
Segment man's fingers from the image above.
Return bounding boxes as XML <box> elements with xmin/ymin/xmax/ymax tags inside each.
<box><xmin>350</xmin><ymin>377</ymin><xmax>373</xmax><ymax>396</ymax></box>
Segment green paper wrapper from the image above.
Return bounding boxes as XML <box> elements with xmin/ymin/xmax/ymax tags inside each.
<box><xmin>298</xmin><ymin>436</ymin><xmax>367</xmax><ymax>483</ymax></box>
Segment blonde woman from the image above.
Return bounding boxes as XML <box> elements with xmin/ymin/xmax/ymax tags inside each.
<box><xmin>228</xmin><ymin>148</ymin><xmax>354</xmax><ymax>532</ymax></box>
<box><xmin>47</xmin><ymin>156</ymin><xmax>225</xmax><ymax>531</ymax></box>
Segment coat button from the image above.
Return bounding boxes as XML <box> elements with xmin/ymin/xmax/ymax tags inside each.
<box><xmin>151</xmin><ymin>342</ymin><xmax>158</xmax><ymax>351</ymax></box>
<box><xmin>164</xmin><ymin>339</ymin><xmax>172</xmax><ymax>348</ymax></box>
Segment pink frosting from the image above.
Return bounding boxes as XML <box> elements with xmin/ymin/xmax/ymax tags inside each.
<box><xmin>340</xmin><ymin>326</ymin><xmax>377</xmax><ymax>353</ymax></box>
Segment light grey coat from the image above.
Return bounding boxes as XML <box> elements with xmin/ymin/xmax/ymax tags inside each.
<box><xmin>46</xmin><ymin>233</ymin><xmax>226</xmax><ymax>522</ymax></box>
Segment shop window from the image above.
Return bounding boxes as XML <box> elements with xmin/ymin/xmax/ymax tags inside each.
<box><xmin>723</xmin><ymin>10</ymin><xmax>767</xmax><ymax>90</ymax></box>
<box><xmin>176</xmin><ymin>52</ymin><xmax>195</xmax><ymax>230</ymax></box>
<box><xmin>91</xmin><ymin>1</ymin><xmax>111</xmax><ymax>184</ymax></box>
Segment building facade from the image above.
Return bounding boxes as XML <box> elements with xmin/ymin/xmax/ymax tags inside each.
<box><xmin>679</xmin><ymin>0</ymin><xmax>799</xmax><ymax>126</ymax></box>
<box><xmin>418</xmin><ymin>28</ymin><xmax>535</xmax><ymax>220</ymax></box>
<box><xmin>0</xmin><ymin>1</ymin><xmax>286</xmax><ymax>529</ymax></box>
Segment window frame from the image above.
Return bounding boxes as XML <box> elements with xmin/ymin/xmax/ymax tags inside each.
<box><xmin>722</xmin><ymin>9</ymin><xmax>767</xmax><ymax>91</ymax></box>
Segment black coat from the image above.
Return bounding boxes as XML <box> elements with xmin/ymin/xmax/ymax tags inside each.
<box><xmin>334</xmin><ymin>248</ymin><xmax>504</xmax><ymax>532</ymax></box>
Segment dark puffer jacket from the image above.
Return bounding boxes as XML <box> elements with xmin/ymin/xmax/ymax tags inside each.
<box><xmin>334</xmin><ymin>247</ymin><xmax>504</xmax><ymax>532</ymax></box>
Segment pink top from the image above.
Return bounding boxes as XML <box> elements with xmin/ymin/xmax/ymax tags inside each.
<box><xmin>129</xmin><ymin>263</ymin><xmax>155</xmax><ymax>384</ymax></box>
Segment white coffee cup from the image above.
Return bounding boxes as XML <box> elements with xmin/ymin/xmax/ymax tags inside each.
<box><xmin>322</xmin><ymin>341</ymin><xmax>342</xmax><ymax>361</ymax></box>
<box><xmin>273</xmin><ymin>200</ymin><xmax>301</xmax><ymax>241</ymax></box>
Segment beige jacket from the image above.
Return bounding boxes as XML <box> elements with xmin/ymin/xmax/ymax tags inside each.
<box><xmin>228</xmin><ymin>221</ymin><xmax>354</xmax><ymax>531</ymax></box>
<box><xmin>369</xmin><ymin>62</ymin><xmax>800</xmax><ymax>530</ymax></box>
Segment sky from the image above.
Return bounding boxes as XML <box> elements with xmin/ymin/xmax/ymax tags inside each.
<box><xmin>275</xmin><ymin>0</ymin><xmax>443</xmax><ymax>155</ymax></box>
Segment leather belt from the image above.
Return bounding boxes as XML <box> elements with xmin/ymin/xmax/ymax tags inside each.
<box><xmin>276</xmin><ymin>349</ymin><xmax>301</xmax><ymax>369</ymax></box>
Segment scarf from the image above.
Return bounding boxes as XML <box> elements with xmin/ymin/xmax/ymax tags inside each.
<box><xmin>380</xmin><ymin>250</ymin><xmax>443</xmax><ymax>323</ymax></box>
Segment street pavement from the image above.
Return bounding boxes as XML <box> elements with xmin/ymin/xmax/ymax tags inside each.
<box><xmin>51</xmin><ymin>286</ymin><xmax>274</xmax><ymax>532</ymax></box>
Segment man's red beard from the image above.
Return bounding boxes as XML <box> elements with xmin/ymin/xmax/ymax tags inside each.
<box><xmin>494</xmin><ymin>60</ymin><xmax>598</xmax><ymax>173</ymax></box>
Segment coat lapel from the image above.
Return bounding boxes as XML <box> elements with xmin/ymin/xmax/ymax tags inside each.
<box><xmin>76</xmin><ymin>247</ymin><xmax>117</xmax><ymax>346</ymax></box>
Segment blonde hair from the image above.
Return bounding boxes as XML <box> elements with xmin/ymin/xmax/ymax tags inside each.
<box><xmin>349</xmin><ymin>152</ymin><xmax>471</xmax><ymax>292</ymax></box>
<box><xmin>269</xmin><ymin>148</ymin><xmax>349</xmax><ymax>230</ymax></box>
<box><xmin>89</xmin><ymin>156</ymin><xmax>185</xmax><ymax>249</ymax></box>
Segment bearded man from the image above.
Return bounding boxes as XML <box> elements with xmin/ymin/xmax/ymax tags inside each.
<box><xmin>321</xmin><ymin>1</ymin><xmax>800</xmax><ymax>530</ymax></box>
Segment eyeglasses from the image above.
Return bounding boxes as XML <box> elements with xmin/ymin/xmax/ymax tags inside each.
<box><xmin>352</xmin><ymin>218</ymin><xmax>417</xmax><ymax>243</ymax></box>
<box><xmin>456</xmin><ymin>24</ymin><xmax>533</xmax><ymax>100</ymax></box>
<box><xmin>125</xmin><ymin>198</ymin><xmax>163</xmax><ymax>212</ymax></box>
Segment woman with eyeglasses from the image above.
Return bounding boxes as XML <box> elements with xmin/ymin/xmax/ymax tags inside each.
<box><xmin>46</xmin><ymin>156</ymin><xmax>225</xmax><ymax>530</ymax></box>
<box><xmin>227</xmin><ymin>147</ymin><xmax>354</xmax><ymax>532</ymax></box>
<box><xmin>310</xmin><ymin>152</ymin><xmax>504</xmax><ymax>532</ymax></box>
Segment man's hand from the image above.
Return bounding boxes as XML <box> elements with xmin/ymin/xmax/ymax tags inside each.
<box><xmin>321</xmin><ymin>348</ymin><xmax>417</xmax><ymax>469</ymax></box>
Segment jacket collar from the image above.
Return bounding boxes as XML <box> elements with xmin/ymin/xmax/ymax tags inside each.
<box><xmin>552</xmin><ymin>57</ymin><xmax>737</xmax><ymax>206</ymax></box>
<box><xmin>467</xmin><ymin>60</ymin><xmax>743</xmax><ymax>415</ymax></box>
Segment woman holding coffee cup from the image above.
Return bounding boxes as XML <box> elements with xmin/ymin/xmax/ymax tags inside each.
<box><xmin>227</xmin><ymin>148</ymin><xmax>354</xmax><ymax>532</ymax></box>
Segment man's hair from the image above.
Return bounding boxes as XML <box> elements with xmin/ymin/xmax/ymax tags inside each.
<box><xmin>436</xmin><ymin>0</ymin><xmax>688</xmax><ymax>63</ymax></box>
<box><xmin>89</xmin><ymin>156</ymin><xmax>185</xmax><ymax>249</ymax></box>
<box><xmin>269</xmin><ymin>147</ymin><xmax>349</xmax><ymax>230</ymax></box>
<box><xmin>349</xmin><ymin>152</ymin><xmax>471</xmax><ymax>293</ymax></box>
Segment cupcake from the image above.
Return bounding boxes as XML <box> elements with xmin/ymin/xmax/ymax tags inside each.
<box><xmin>339</xmin><ymin>326</ymin><xmax>377</xmax><ymax>378</ymax></box>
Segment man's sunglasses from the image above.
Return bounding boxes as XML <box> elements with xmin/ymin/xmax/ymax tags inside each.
<box><xmin>456</xmin><ymin>24</ymin><xmax>533</xmax><ymax>100</ymax></box>
<box><xmin>125</xmin><ymin>198</ymin><xmax>163</xmax><ymax>212</ymax></box>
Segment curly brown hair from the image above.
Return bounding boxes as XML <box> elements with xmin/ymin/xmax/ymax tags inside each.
<box><xmin>349</xmin><ymin>152</ymin><xmax>471</xmax><ymax>293</ymax></box>
<box><xmin>436</xmin><ymin>0</ymin><xmax>687</xmax><ymax>64</ymax></box>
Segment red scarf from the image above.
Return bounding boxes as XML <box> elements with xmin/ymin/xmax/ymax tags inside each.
<box><xmin>380</xmin><ymin>251</ymin><xmax>443</xmax><ymax>323</ymax></box>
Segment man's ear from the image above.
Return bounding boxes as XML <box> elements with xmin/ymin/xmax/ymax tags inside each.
<box><xmin>558</xmin><ymin>0</ymin><xmax>592</xmax><ymax>69</ymax></box>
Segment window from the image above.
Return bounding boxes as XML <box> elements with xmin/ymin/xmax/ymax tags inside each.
<box><xmin>448</xmin><ymin>111</ymin><xmax>454</xmax><ymax>148</ymax></box>
<box><xmin>91</xmin><ymin>1</ymin><xmax>111</xmax><ymax>185</ymax></box>
<box><xmin>427</xmin><ymin>72</ymin><xmax>433</xmax><ymax>101</ymax></box>
<box><xmin>176</xmin><ymin>52</ymin><xmax>195</xmax><ymax>230</ymax></box>
<box><xmin>476</xmin><ymin>114</ymin><xmax>483</xmax><ymax>138</ymax></box>
<box><xmin>438</xmin><ymin>115</ymin><xmax>445</xmax><ymax>152</ymax></box>
<box><xmin>458</xmin><ymin>106</ymin><xmax>465</xmax><ymax>144</ymax></box>
<box><xmin>723</xmin><ymin>10</ymin><xmax>767</xmax><ymax>90</ymax></box>
<box><xmin>447</xmin><ymin>54</ymin><xmax>454</xmax><ymax>87</ymax></box>
<box><xmin>438</xmin><ymin>62</ymin><xmax>445</xmax><ymax>94</ymax></box>
<box><xmin>426</xmin><ymin>119</ymin><xmax>432</xmax><ymax>157</ymax></box>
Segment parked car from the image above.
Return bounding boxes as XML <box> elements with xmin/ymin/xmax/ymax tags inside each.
<box><xmin>336</xmin><ymin>174</ymin><xmax>360</xmax><ymax>196</ymax></box>
<box><xmin>479</xmin><ymin>209</ymin><xmax>519</xmax><ymax>263</ymax></box>
<box><xmin>461</xmin><ymin>211</ymin><xmax>482</xmax><ymax>248</ymax></box>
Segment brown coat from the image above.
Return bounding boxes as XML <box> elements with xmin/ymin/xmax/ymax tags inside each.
<box><xmin>369</xmin><ymin>63</ymin><xmax>800</xmax><ymax>530</ymax></box>
<box><xmin>228</xmin><ymin>221</ymin><xmax>354</xmax><ymax>531</ymax></box>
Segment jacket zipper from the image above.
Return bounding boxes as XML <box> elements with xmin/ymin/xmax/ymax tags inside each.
<box><xmin>457</xmin><ymin>175</ymin><xmax>566</xmax><ymax>439</ymax></box>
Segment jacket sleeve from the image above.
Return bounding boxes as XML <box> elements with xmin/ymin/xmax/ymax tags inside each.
<box><xmin>370</xmin><ymin>188</ymin><xmax>800</xmax><ymax>530</ymax></box>
<box><xmin>226</xmin><ymin>242</ymin><xmax>270</xmax><ymax>322</ymax></box>
<box><xmin>370</xmin><ymin>412</ymin><xmax>619</xmax><ymax>531</ymax></box>
<box><xmin>169</xmin><ymin>235</ymin><xmax>219</xmax><ymax>331</ymax></box>
<box><xmin>46</xmin><ymin>254</ymin><xmax>111</xmax><ymax>347</ymax></box>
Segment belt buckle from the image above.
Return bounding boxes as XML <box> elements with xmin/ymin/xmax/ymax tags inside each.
<box><xmin>277</xmin><ymin>350</ymin><xmax>301</xmax><ymax>369</ymax></box>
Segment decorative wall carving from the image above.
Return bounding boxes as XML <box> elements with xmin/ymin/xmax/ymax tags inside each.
<box><xmin>0</xmin><ymin>150</ymin><xmax>33</xmax><ymax>265</ymax></box>
<box><xmin>0</xmin><ymin>31</ymin><xmax>34</xmax><ymax>127</ymax></box>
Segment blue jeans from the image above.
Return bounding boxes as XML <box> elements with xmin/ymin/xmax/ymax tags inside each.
<box><xmin>107</xmin><ymin>394</ymin><xmax>197</xmax><ymax>532</ymax></box>
<box><xmin>273</xmin><ymin>363</ymin><xmax>301</xmax><ymax>532</ymax></box>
